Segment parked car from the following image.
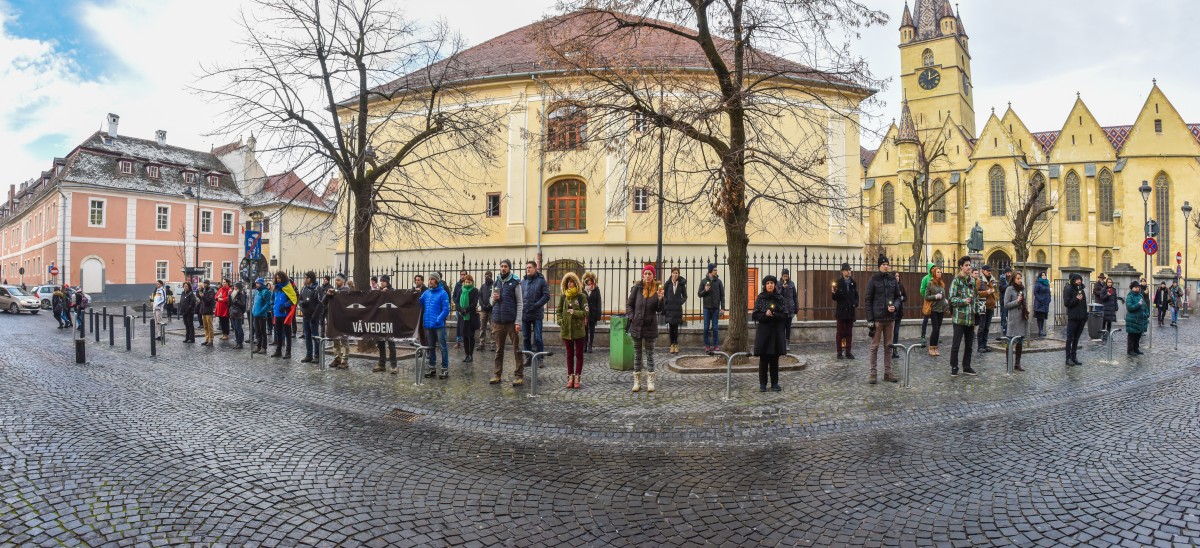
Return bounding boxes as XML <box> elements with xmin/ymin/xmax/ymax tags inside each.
<box><xmin>30</xmin><ymin>285</ymin><xmax>57</xmax><ymax>309</ymax></box>
<box><xmin>0</xmin><ymin>286</ymin><xmax>42</xmax><ymax>314</ymax></box>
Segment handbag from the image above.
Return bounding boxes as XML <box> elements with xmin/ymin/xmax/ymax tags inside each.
<box><xmin>921</xmin><ymin>297</ymin><xmax>932</xmax><ymax>316</ymax></box>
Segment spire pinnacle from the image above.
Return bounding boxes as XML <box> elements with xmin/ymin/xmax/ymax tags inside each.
<box><xmin>897</xmin><ymin>98</ymin><xmax>918</xmax><ymax>143</ymax></box>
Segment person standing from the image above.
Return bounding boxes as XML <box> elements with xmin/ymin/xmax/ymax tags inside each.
<box><xmin>1091</xmin><ymin>273</ymin><xmax>1108</xmax><ymax>305</ymax></box>
<box><xmin>251</xmin><ymin>278</ymin><xmax>272</xmax><ymax>354</ymax></box>
<box><xmin>324</xmin><ymin>274</ymin><xmax>350</xmax><ymax>368</ymax></box>
<box><xmin>1063</xmin><ymin>273</ymin><xmax>1088</xmax><ymax>366</ymax></box>
<box><xmin>919</xmin><ymin>261</ymin><xmax>935</xmax><ymax>344</ymax></box>
<box><xmin>271</xmin><ymin>272</ymin><xmax>297</xmax><ymax>359</ymax></box>
<box><xmin>1125</xmin><ymin>281</ymin><xmax>1149</xmax><ymax>355</ymax></box>
<box><xmin>412</xmin><ymin>274</ymin><xmax>426</xmax><ymax>295</ymax></box>
<box><xmin>152</xmin><ymin>280</ymin><xmax>167</xmax><ymax>341</ymax></box>
<box><xmin>298</xmin><ymin>272</ymin><xmax>321</xmax><ymax>363</ymax></box>
<box><xmin>998</xmin><ymin>267</ymin><xmax>1012</xmax><ymax>336</ymax></box>
<box><xmin>975</xmin><ymin>265</ymin><xmax>998</xmax><ymax>353</ymax></box>
<box><xmin>452</xmin><ymin>270</ymin><xmax>467</xmax><ymax>348</ymax></box>
<box><xmin>1153</xmin><ymin>281</ymin><xmax>1170</xmax><ymax>327</ymax></box>
<box><xmin>478</xmin><ymin>271</ymin><xmax>495</xmax><ymax>353</ymax></box>
<box><xmin>180</xmin><ymin>282</ymin><xmax>197</xmax><ymax>343</ymax></box>
<box><xmin>375</xmin><ymin>275</ymin><xmax>397</xmax><ymax>373</ymax></box>
<box><xmin>229</xmin><ymin>281</ymin><xmax>247</xmax><ymax>349</ymax></box>
<box><xmin>51</xmin><ymin>286</ymin><xmax>67</xmax><ymax>328</ymax></box>
<box><xmin>779</xmin><ymin>269</ymin><xmax>799</xmax><ymax>348</ymax></box>
<box><xmin>1099</xmin><ymin>278</ymin><xmax>1119</xmax><ymax>337</ymax></box>
<box><xmin>556</xmin><ymin>272</ymin><xmax>589</xmax><ymax>389</ymax></box>
<box><xmin>1033</xmin><ymin>272</ymin><xmax>1052</xmax><ymax>337</ymax></box>
<box><xmin>1170</xmin><ymin>279</ymin><xmax>1183</xmax><ymax>327</ymax></box>
<box><xmin>164</xmin><ymin>283</ymin><xmax>176</xmax><ymax>322</ymax></box>
<box><xmin>215</xmin><ymin>278</ymin><xmax>232</xmax><ymax>340</ymax></box>
<box><xmin>832</xmin><ymin>262</ymin><xmax>859</xmax><ymax>360</ymax></box>
<box><xmin>198</xmin><ymin>279</ymin><xmax>217</xmax><ymax>346</ymax></box>
<box><xmin>627</xmin><ymin>265</ymin><xmax>665</xmax><ymax>393</ymax></box>
<box><xmin>890</xmin><ymin>271</ymin><xmax>907</xmax><ymax>359</ymax></box>
<box><xmin>316</xmin><ymin>275</ymin><xmax>333</xmax><ymax>338</ymax></box>
<box><xmin>864</xmin><ymin>255</ymin><xmax>901</xmax><ymax>384</ymax></box>
<box><xmin>420</xmin><ymin>273</ymin><xmax>451</xmax><ymax>379</ymax></box>
<box><xmin>663</xmin><ymin>267</ymin><xmax>687</xmax><ymax>354</ymax></box>
<box><xmin>583</xmin><ymin>272</ymin><xmax>602</xmax><ymax>353</ymax></box>
<box><xmin>698</xmin><ymin>263</ymin><xmax>725</xmax><ymax>353</ymax></box>
<box><xmin>521</xmin><ymin>261</ymin><xmax>550</xmax><ymax>357</ymax></box>
<box><xmin>457</xmin><ymin>274</ymin><xmax>480</xmax><ymax>363</ymax></box>
<box><xmin>490</xmin><ymin>259</ymin><xmax>525</xmax><ymax>386</ymax></box>
<box><xmin>1003</xmin><ymin>272</ymin><xmax>1029</xmax><ymax>371</ymax></box>
<box><xmin>947</xmin><ymin>256</ymin><xmax>979</xmax><ymax>376</ymax></box>
<box><xmin>924</xmin><ymin>265</ymin><xmax>947</xmax><ymax>357</ymax></box>
<box><xmin>752</xmin><ymin>274</ymin><xmax>788</xmax><ymax>392</ymax></box>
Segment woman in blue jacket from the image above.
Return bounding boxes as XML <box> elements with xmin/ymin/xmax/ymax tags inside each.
<box><xmin>1033</xmin><ymin>272</ymin><xmax>1052</xmax><ymax>337</ymax></box>
<box><xmin>251</xmin><ymin>278</ymin><xmax>272</xmax><ymax>354</ymax></box>
<box><xmin>419</xmin><ymin>272</ymin><xmax>451</xmax><ymax>379</ymax></box>
<box><xmin>271</xmin><ymin>272</ymin><xmax>297</xmax><ymax>359</ymax></box>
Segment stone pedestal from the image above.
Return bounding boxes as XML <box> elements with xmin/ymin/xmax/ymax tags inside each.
<box><xmin>1107</xmin><ymin>263</ymin><xmax>1141</xmax><ymax>324</ymax></box>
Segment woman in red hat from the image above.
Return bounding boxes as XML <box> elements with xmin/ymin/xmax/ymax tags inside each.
<box><xmin>626</xmin><ymin>264</ymin><xmax>665</xmax><ymax>393</ymax></box>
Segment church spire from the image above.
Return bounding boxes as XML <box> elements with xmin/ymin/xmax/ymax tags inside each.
<box><xmin>912</xmin><ymin>0</ymin><xmax>957</xmax><ymax>41</ymax></box>
<box><xmin>897</xmin><ymin>97</ymin><xmax>918</xmax><ymax>143</ymax></box>
<box><xmin>900</xmin><ymin>2</ymin><xmax>915</xmax><ymax>43</ymax></box>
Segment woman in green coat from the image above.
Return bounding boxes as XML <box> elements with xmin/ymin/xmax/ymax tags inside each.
<box><xmin>556</xmin><ymin>272</ymin><xmax>589</xmax><ymax>389</ymax></box>
<box><xmin>1124</xmin><ymin>281</ymin><xmax>1150</xmax><ymax>355</ymax></box>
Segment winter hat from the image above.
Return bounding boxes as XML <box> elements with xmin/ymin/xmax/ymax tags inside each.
<box><xmin>254</xmin><ymin>277</ymin><xmax>265</xmax><ymax>286</ymax></box>
<box><xmin>981</xmin><ymin>264</ymin><xmax>992</xmax><ymax>272</ymax></box>
<box><xmin>762</xmin><ymin>274</ymin><xmax>778</xmax><ymax>286</ymax></box>
<box><xmin>642</xmin><ymin>264</ymin><xmax>657</xmax><ymax>276</ymax></box>
<box><xmin>781</xmin><ymin>268</ymin><xmax>791</xmax><ymax>276</ymax></box>
<box><xmin>1130</xmin><ymin>280</ymin><xmax>1141</xmax><ymax>290</ymax></box>
<box><xmin>707</xmin><ymin>262</ymin><xmax>717</xmax><ymax>273</ymax></box>
<box><xmin>877</xmin><ymin>254</ymin><xmax>889</xmax><ymax>267</ymax></box>
<box><xmin>428</xmin><ymin>272</ymin><xmax>441</xmax><ymax>283</ymax></box>
<box><xmin>840</xmin><ymin>262</ymin><xmax>851</xmax><ymax>272</ymax></box>
<box><xmin>379</xmin><ymin>274</ymin><xmax>390</xmax><ymax>283</ymax></box>
<box><xmin>335</xmin><ymin>273</ymin><xmax>346</xmax><ymax>282</ymax></box>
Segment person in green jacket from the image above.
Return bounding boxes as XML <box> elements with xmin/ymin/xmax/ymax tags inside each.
<box><xmin>947</xmin><ymin>256</ymin><xmax>979</xmax><ymax>377</ymax></box>
<box><xmin>1124</xmin><ymin>280</ymin><xmax>1149</xmax><ymax>355</ymax></box>
<box><xmin>919</xmin><ymin>261</ymin><xmax>935</xmax><ymax>343</ymax></box>
<box><xmin>556</xmin><ymin>272</ymin><xmax>589</xmax><ymax>389</ymax></box>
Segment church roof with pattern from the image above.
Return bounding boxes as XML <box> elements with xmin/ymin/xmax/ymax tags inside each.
<box><xmin>912</xmin><ymin>0</ymin><xmax>956</xmax><ymax>41</ymax></box>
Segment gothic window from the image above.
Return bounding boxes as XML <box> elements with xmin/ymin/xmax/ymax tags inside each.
<box><xmin>1102</xmin><ymin>251</ymin><xmax>1113</xmax><ymax>274</ymax></box>
<box><xmin>1065</xmin><ymin>171</ymin><xmax>1081</xmax><ymax>221</ymax></box>
<box><xmin>881</xmin><ymin>183</ymin><xmax>895</xmax><ymax>224</ymax></box>
<box><xmin>933</xmin><ymin>250</ymin><xmax>944</xmax><ymax>266</ymax></box>
<box><xmin>1032</xmin><ymin>171</ymin><xmax>1048</xmax><ymax>221</ymax></box>
<box><xmin>1036</xmin><ymin>250</ymin><xmax>1047</xmax><ymax>264</ymax></box>
<box><xmin>547</xmin><ymin>179</ymin><xmax>587</xmax><ymax>232</ymax></box>
<box><xmin>989</xmin><ymin>166</ymin><xmax>1006</xmax><ymax>216</ymax></box>
<box><xmin>1068</xmin><ymin>248</ymin><xmax>1081</xmax><ymax>267</ymax></box>
<box><xmin>922</xmin><ymin>49</ymin><xmax>934</xmax><ymax>67</ymax></box>
<box><xmin>931</xmin><ymin>180</ymin><xmax>946</xmax><ymax>223</ymax></box>
<box><xmin>1098</xmin><ymin>169</ymin><xmax>1114</xmax><ymax>222</ymax></box>
<box><xmin>547</xmin><ymin>105</ymin><xmax>587</xmax><ymax>151</ymax></box>
<box><xmin>1156</xmin><ymin>173</ymin><xmax>1171</xmax><ymax>266</ymax></box>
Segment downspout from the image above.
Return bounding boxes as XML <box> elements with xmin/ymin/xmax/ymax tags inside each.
<box><xmin>57</xmin><ymin>186</ymin><xmax>67</xmax><ymax>285</ymax></box>
<box><xmin>533</xmin><ymin>75</ymin><xmax>547</xmax><ymax>267</ymax></box>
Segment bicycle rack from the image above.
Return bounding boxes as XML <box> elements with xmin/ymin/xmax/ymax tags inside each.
<box><xmin>889</xmin><ymin>343</ymin><xmax>927</xmax><ymax>388</ymax></box>
<box><xmin>710</xmin><ymin>351</ymin><xmax>750</xmax><ymax>401</ymax></box>
<box><xmin>521</xmin><ymin>351</ymin><xmax>551</xmax><ymax>397</ymax></box>
<box><xmin>411</xmin><ymin>343</ymin><xmax>430</xmax><ymax>386</ymax></box>
<box><xmin>1001</xmin><ymin>336</ymin><xmax>1024</xmax><ymax>374</ymax></box>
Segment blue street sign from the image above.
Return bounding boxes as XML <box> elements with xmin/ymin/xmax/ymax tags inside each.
<box><xmin>244</xmin><ymin>230</ymin><xmax>263</xmax><ymax>260</ymax></box>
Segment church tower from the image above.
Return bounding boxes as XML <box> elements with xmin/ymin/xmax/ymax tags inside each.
<box><xmin>898</xmin><ymin>1</ymin><xmax>975</xmax><ymax>136</ymax></box>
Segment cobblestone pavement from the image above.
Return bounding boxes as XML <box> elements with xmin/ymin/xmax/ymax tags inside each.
<box><xmin>3</xmin><ymin>313</ymin><xmax>1200</xmax><ymax>546</ymax></box>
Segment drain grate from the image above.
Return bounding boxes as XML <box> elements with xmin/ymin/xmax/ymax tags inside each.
<box><xmin>387</xmin><ymin>409</ymin><xmax>424</xmax><ymax>423</ymax></box>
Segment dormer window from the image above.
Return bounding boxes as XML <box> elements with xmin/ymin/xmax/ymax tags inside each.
<box><xmin>146</xmin><ymin>165</ymin><xmax>160</xmax><ymax>179</ymax></box>
<box><xmin>207</xmin><ymin>175</ymin><xmax>219</xmax><ymax>187</ymax></box>
<box><xmin>54</xmin><ymin>165</ymin><xmax>63</xmax><ymax>176</ymax></box>
<box><xmin>119</xmin><ymin>160</ymin><xmax>133</xmax><ymax>174</ymax></box>
<box><xmin>183</xmin><ymin>172</ymin><xmax>196</xmax><ymax>184</ymax></box>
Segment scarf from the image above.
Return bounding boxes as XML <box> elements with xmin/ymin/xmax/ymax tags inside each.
<box><xmin>459</xmin><ymin>283</ymin><xmax>473</xmax><ymax>319</ymax></box>
<box><xmin>565</xmin><ymin>286</ymin><xmax>580</xmax><ymax>299</ymax></box>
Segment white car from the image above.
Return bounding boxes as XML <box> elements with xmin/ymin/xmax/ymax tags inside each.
<box><xmin>0</xmin><ymin>286</ymin><xmax>42</xmax><ymax>314</ymax></box>
<box><xmin>30</xmin><ymin>285</ymin><xmax>57</xmax><ymax>308</ymax></box>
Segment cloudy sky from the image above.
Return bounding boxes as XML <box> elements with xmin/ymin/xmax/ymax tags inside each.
<box><xmin>3</xmin><ymin>0</ymin><xmax>1199</xmax><ymax>182</ymax></box>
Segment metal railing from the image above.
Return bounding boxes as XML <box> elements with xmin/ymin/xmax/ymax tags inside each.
<box><xmin>890</xmin><ymin>343</ymin><xmax>926</xmax><ymax>388</ymax></box>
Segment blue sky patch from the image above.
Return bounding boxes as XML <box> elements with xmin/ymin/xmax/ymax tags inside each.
<box><xmin>5</xmin><ymin>0</ymin><xmax>115</xmax><ymax>80</ymax></box>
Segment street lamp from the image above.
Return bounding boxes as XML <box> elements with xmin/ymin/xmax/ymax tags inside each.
<box><xmin>182</xmin><ymin>186</ymin><xmax>200</xmax><ymax>277</ymax></box>
<box><xmin>1140</xmin><ymin>180</ymin><xmax>1153</xmax><ymax>348</ymax></box>
<box><xmin>1183</xmin><ymin>200</ymin><xmax>1192</xmax><ymax>317</ymax></box>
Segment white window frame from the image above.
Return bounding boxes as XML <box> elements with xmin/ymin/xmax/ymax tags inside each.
<box><xmin>156</xmin><ymin>260</ymin><xmax>169</xmax><ymax>281</ymax></box>
<box><xmin>201</xmin><ymin>261</ymin><xmax>213</xmax><ymax>280</ymax></box>
<box><xmin>156</xmin><ymin>205</ymin><xmax>170</xmax><ymax>231</ymax></box>
<box><xmin>88</xmin><ymin>198</ymin><xmax>106</xmax><ymax>227</ymax></box>
<box><xmin>200</xmin><ymin>209</ymin><xmax>213</xmax><ymax>234</ymax></box>
<box><xmin>119</xmin><ymin>160</ymin><xmax>132</xmax><ymax>174</ymax></box>
<box><xmin>221</xmin><ymin>261</ymin><xmax>233</xmax><ymax>279</ymax></box>
<box><xmin>221</xmin><ymin>212</ymin><xmax>234</xmax><ymax>235</ymax></box>
<box><xmin>183</xmin><ymin>171</ymin><xmax>195</xmax><ymax>184</ymax></box>
<box><xmin>633</xmin><ymin>187</ymin><xmax>650</xmax><ymax>213</ymax></box>
<box><xmin>207</xmin><ymin>175</ymin><xmax>219</xmax><ymax>187</ymax></box>
<box><xmin>486</xmin><ymin>193</ymin><xmax>501</xmax><ymax>218</ymax></box>
<box><xmin>146</xmin><ymin>165</ymin><xmax>160</xmax><ymax>179</ymax></box>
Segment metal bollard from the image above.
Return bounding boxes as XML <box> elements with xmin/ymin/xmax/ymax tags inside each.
<box><xmin>317</xmin><ymin>337</ymin><xmax>329</xmax><ymax>369</ymax></box>
<box><xmin>1004</xmin><ymin>336</ymin><xmax>1024</xmax><ymax>375</ymax></box>
<box><xmin>142</xmin><ymin>303</ymin><xmax>147</xmax><ymax>324</ymax></box>
<box><xmin>109</xmin><ymin>315</ymin><xmax>115</xmax><ymax>346</ymax></box>
<box><xmin>711</xmin><ymin>351</ymin><xmax>750</xmax><ymax>401</ymax></box>
<box><xmin>1174</xmin><ymin>324</ymin><xmax>1179</xmax><ymax>350</ymax></box>
<box><xmin>101</xmin><ymin>307</ymin><xmax>107</xmax><ymax>331</ymax></box>
<box><xmin>889</xmin><ymin>343</ymin><xmax>927</xmax><ymax>388</ymax></box>
<box><xmin>150</xmin><ymin>323</ymin><xmax>157</xmax><ymax>357</ymax></box>
<box><xmin>521</xmin><ymin>351</ymin><xmax>551</xmax><ymax>397</ymax></box>
<box><xmin>125</xmin><ymin>316</ymin><xmax>133</xmax><ymax>351</ymax></box>
<box><xmin>74</xmin><ymin>321</ymin><xmax>86</xmax><ymax>364</ymax></box>
<box><xmin>88</xmin><ymin>309</ymin><xmax>94</xmax><ymax>334</ymax></box>
<box><xmin>94</xmin><ymin>314</ymin><xmax>101</xmax><ymax>342</ymax></box>
<box><xmin>412</xmin><ymin>344</ymin><xmax>430</xmax><ymax>386</ymax></box>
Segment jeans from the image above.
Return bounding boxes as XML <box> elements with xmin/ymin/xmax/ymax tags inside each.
<box><xmin>1172</xmin><ymin>307</ymin><xmax>1179</xmax><ymax>324</ymax></box>
<box><xmin>921</xmin><ymin>314</ymin><xmax>929</xmax><ymax>338</ymax></box>
<box><xmin>586</xmin><ymin>317</ymin><xmax>598</xmax><ymax>350</ymax></box>
<box><xmin>702</xmin><ymin>308</ymin><xmax>720</xmax><ymax>347</ymax></box>
<box><xmin>928</xmin><ymin>312</ymin><xmax>944</xmax><ymax>347</ymax></box>
<box><xmin>231</xmin><ymin>315</ymin><xmax>244</xmax><ymax>345</ymax></box>
<box><xmin>522</xmin><ymin>319</ymin><xmax>544</xmax><ymax>353</ymax></box>
<box><xmin>976</xmin><ymin>308</ymin><xmax>994</xmax><ymax>347</ymax></box>
<box><xmin>668</xmin><ymin>323</ymin><xmax>681</xmax><ymax>345</ymax></box>
<box><xmin>426</xmin><ymin>326</ymin><xmax>449</xmax><ymax>371</ymax></box>
<box><xmin>378</xmin><ymin>339</ymin><xmax>396</xmax><ymax>364</ymax></box>
<box><xmin>1128</xmin><ymin>332</ymin><xmax>1143</xmax><ymax>353</ymax></box>
<box><xmin>303</xmin><ymin>315</ymin><xmax>318</xmax><ymax>358</ymax></box>
<box><xmin>950</xmin><ymin>324</ymin><xmax>975</xmax><ymax>372</ymax></box>
<box><xmin>219</xmin><ymin>315</ymin><xmax>230</xmax><ymax>336</ymax></box>
<box><xmin>999</xmin><ymin>304</ymin><xmax>1009</xmax><ymax>335</ymax></box>
<box><xmin>183</xmin><ymin>313</ymin><xmax>196</xmax><ymax>341</ymax></box>
<box><xmin>565</xmin><ymin>338</ymin><xmax>585</xmax><ymax>375</ymax></box>
<box><xmin>254</xmin><ymin>316</ymin><xmax>269</xmax><ymax>349</ymax></box>
<box><xmin>478</xmin><ymin>310</ymin><xmax>492</xmax><ymax>349</ymax></box>
<box><xmin>892</xmin><ymin>312</ymin><xmax>903</xmax><ymax>344</ymax></box>
<box><xmin>1066</xmin><ymin>319</ymin><xmax>1086</xmax><ymax>361</ymax></box>
<box><xmin>273</xmin><ymin>317</ymin><xmax>291</xmax><ymax>354</ymax></box>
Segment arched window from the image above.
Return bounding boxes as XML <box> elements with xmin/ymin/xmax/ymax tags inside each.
<box><xmin>1097</xmin><ymin>169</ymin><xmax>1114</xmax><ymax>222</ymax></box>
<box><xmin>933</xmin><ymin>250</ymin><xmax>944</xmax><ymax>266</ymax></box>
<box><xmin>1031</xmin><ymin>171</ymin><xmax>1048</xmax><ymax>221</ymax></box>
<box><xmin>1101</xmin><ymin>251</ymin><xmax>1113</xmax><ymax>274</ymax></box>
<box><xmin>1036</xmin><ymin>250</ymin><xmax>1047</xmax><ymax>264</ymax></box>
<box><xmin>1068</xmin><ymin>248</ymin><xmax>1081</xmax><ymax>267</ymax></box>
<box><xmin>1156</xmin><ymin>173</ymin><xmax>1171</xmax><ymax>266</ymax></box>
<box><xmin>989</xmin><ymin>166</ymin><xmax>1006</xmax><ymax>216</ymax></box>
<box><xmin>547</xmin><ymin>179</ymin><xmax>587</xmax><ymax>232</ymax></box>
<box><xmin>922</xmin><ymin>49</ymin><xmax>934</xmax><ymax>67</ymax></box>
<box><xmin>931</xmin><ymin>179</ymin><xmax>946</xmax><ymax>223</ymax></box>
<box><xmin>546</xmin><ymin>105</ymin><xmax>587</xmax><ymax>151</ymax></box>
<box><xmin>1065</xmin><ymin>171</ymin><xmax>1081</xmax><ymax>221</ymax></box>
<box><xmin>882</xmin><ymin>182</ymin><xmax>895</xmax><ymax>224</ymax></box>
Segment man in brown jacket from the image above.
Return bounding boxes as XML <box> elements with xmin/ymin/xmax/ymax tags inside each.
<box><xmin>975</xmin><ymin>264</ymin><xmax>998</xmax><ymax>353</ymax></box>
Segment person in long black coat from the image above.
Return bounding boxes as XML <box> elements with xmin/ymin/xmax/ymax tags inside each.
<box><xmin>753</xmin><ymin>275</ymin><xmax>789</xmax><ymax>393</ymax></box>
<box><xmin>583</xmin><ymin>273</ymin><xmax>602</xmax><ymax>353</ymax></box>
<box><xmin>662</xmin><ymin>268</ymin><xmax>687</xmax><ymax>354</ymax></box>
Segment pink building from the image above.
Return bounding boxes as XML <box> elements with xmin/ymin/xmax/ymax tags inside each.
<box><xmin>0</xmin><ymin>114</ymin><xmax>248</xmax><ymax>298</ymax></box>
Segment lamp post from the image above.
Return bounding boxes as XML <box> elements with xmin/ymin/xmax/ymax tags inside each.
<box><xmin>1183</xmin><ymin>200</ymin><xmax>1192</xmax><ymax>317</ymax></box>
<box><xmin>1140</xmin><ymin>180</ymin><xmax>1153</xmax><ymax>347</ymax></box>
<box><xmin>182</xmin><ymin>186</ymin><xmax>201</xmax><ymax>278</ymax></box>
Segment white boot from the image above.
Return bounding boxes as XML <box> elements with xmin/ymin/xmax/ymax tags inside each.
<box><xmin>646</xmin><ymin>372</ymin><xmax>656</xmax><ymax>393</ymax></box>
<box><xmin>631</xmin><ymin>372</ymin><xmax>641</xmax><ymax>393</ymax></box>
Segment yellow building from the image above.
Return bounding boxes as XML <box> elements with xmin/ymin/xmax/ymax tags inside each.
<box><xmin>864</xmin><ymin>0</ymin><xmax>1200</xmax><ymax>281</ymax></box>
<box><xmin>339</xmin><ymin>12</ymin><xmax>870</xmax><ymax>270</ymax></box>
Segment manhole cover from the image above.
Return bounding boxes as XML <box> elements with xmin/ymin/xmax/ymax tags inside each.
<box><xmin>387</xmin><ymin>409</ymin><xmax>424</xmax><ymax>423</ymax></box>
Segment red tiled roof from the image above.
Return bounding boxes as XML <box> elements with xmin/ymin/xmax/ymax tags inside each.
<box><xmin>210</xmin><ymin>139</ymin><xmax>243</xmax><ymax>157</ymax></box>
<box><xmin>1189</xmin><ymin>124</ymin><xmax>1200</xmax><ymax>144</ymax></box>
<box><xmin>321</xmin><ymin>177</ymin><xmax>340</xmax><ymax>203</ymax></box>
<box><xmin>1101</xmin><ymin>125</ymin><xmax>1133</xmax><ymax>151</ymax></box>
<box><xmin>860</xmin><ymin>146</ymin><xmax>877</xmax><ymax>169</ymax></box>
<box><xmin>1030</xmin><ymin>131</ymin><xmax>1060</xmax><ymax>153</ymax></box>
<box><xmin>261</xmin><ymin>171</ymin><xmax>328</xmax><ymax>210</ymax></box>
<box><xmin>1025</xmin><ymin>123</ymin><xmax>1200</xmax><ymax>154</ymax></box>
<box><xmin>369</xmin><ymin>10</ymin><xmax>867</xmax><ymax>98</ymax></box>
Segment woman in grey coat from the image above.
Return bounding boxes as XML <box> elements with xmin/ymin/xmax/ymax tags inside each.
<box><xmin>1003</xmin><ymin>272</ymin><xmax>1029</xmax><ymax>372</ymax></box>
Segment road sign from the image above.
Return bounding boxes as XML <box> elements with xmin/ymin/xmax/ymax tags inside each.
<box><xmin>244</xmin><ymin>230</ymin><xmax>263</xmax><ymax>260</ymax></box>
<box><xmin>1143</xmin><ymin>237</ymin><xmax>1158</xmax><ymax>256</ymax></box>
<box><xmin>1146</xmin><ymin>220</ymin><xmax>1160</xmax><ymax>237</ymax></box>
<box><xmin>18</xmin><ymin>267</ymin><xmax>24</xmax><ymax>275</ymax></box>
<box><xmin>1177</xmin><ymin>251</ymin><xmax>1183</xmax><ymax>265</ymax></box>
<box><xmin>49</xmin><ymin>265</ymin><xmax>59</xmax><ymax>276</ymax></box>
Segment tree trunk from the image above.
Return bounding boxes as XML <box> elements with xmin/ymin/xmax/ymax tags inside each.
<box><xmin>910</xmin><ymin>219</ymin><xmax>926</xmax><ymax>268</ymax></box>
<box><xmin>723</xmin><ymin>211</ymin><xmax>751</xmax><ymax>352</ymax></box>
<box><xmin>352</xmin><ymin>188</ymin><xmax>373</xmax><ymax>286</ymax></box>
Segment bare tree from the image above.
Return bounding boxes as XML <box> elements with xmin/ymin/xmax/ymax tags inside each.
<box><xmin>995</xmin><ymin>130</ymin><xmax>1056</xmax><ymax>265</ymax></box>
<box><xmin>197</xmin><ymin>0</ymin><xmax>509</xmax><ymax>284</ymax></box>
<box><xmin>863</xmin><ymin>226</ymin><xmax>894</xmax><ymax>264</ymax></box>
<box><xmin>895</xmin><ymin>126</ymin><xmax>955</xmax><ymax>268</ymax></box>
<box><xmin>534</xmin><ymin>2</ymin><xmax>886</xmax><ymax>351</ymax></box>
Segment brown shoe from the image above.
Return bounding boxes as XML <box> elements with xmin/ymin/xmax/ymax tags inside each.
<box><xmin>883</xmin><ymin>373</ymin><xmax>899</xmax><ymax>383</ymax></box>
<box><xmin>372</xmin><ymin>364</ymin><xmax>386</xmax><ymax>372</ymax></box>
<box><xmin>868</xmin><ymin>374</ymin><xmax>878</xmax><ymax>385</ymax></box>
<box><xmin>489</xmin><ymin>376</ymin><xmax>502</xmax><ymax>385</ymax></box>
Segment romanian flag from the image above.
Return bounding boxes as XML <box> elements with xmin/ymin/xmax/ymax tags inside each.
<box><xmin>282</xmin><ymin>282</ymin><xmax>298</xmax><ymax>325</ymax></box>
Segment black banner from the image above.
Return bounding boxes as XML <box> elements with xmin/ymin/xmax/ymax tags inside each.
<box><xmin>325</xmin><ymin>290</ymin><xmax>421</xmax><ymax>341</ymax></box>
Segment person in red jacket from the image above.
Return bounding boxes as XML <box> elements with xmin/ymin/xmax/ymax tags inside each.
<box><xmin>215</xmin><ymin>278</ymin><xmax>232</xmax><ymax>340</ymax></box>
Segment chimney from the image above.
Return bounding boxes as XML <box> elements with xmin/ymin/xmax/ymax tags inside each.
<box><xmin>106</xmin><ymin>113</ymin><xmax>120</xmax><ymax>137</ymax></box>
<box><xmin>156</xmin><ymin>130</ymin><xmax>167</xmax><ymax>146</ymax></box>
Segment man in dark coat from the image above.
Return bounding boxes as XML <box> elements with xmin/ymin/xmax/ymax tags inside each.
<box><xmin>697</xmin><ymin>263</ymin><xmax>725</xmax><ymax>352</ymax></box>
<box><xmin>778</xmin><ymin>269</ymin><xmax>799</xmax><ymax>347</ymax></box>
<box><xmin>1063</xmin><ymin>273</ymin><xmax>1088</xmax><ymax>366</ymax></box>
<box><xmin>832</xmin><ymin>262</ymin><xmax>859</xmax><ymax>359</ymax></box>
<box><xmin>520</xmin><ymin>262</ymin><xmax>550</xmax><ymax>355</ymax></box>
<box><xmin>864</xmin><ymin>255</ymin><xmax>901</xmax><ymax>384</ymax></box>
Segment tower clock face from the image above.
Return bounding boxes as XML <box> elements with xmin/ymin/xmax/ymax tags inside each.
<box><xmin>918</xmin><ymin>68</ymin><xmax>941</xmax><ymax>90</ymax></box>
